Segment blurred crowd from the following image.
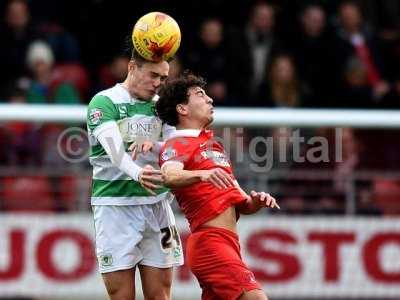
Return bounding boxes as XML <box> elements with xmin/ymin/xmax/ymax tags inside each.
<box><xmin>0</xmin><ymin>0</ymin><xmax>399</xmax><ymax>216</ymax></box>
<box><xmin>1</xmin><ymin>0</ymin><xmax>400</xmax><ymax>108</ymax></box>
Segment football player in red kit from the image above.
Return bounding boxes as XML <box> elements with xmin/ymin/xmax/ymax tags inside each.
<box><xmin>155</xmin><ymin>72</ymin><xmax>279</xmax><ymax>300</ymax></box>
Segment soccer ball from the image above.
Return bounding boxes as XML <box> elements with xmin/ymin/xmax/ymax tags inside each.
<box><xmin>132</xmin><ymin>12</ymin><xmax>181</xmax><ymax>62</ymax></box>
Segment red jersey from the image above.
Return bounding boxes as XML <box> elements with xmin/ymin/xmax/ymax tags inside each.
<box><xmin>159</xmin><ymin>129</ymin><xmax>246</xmax><ymax>232</ymax></box>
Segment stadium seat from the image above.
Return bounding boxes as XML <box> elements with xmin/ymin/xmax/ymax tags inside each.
<box><xmin>52</xmin><ymin>63</ymin><xmax>90</xmax><ymax>99</ymax></box>
<box><xmin>58</xmin><ymin>175</ymin><xmax>79</xmax><ymax>211</ymax></box>
<box><xmin>3</xmin><ymin>176</ymin><xmax>55</xmax><ymax>212</ymax></box>
<box><xmin>58</xmin><ymin>175</ymin><xmax>91</xmax><ymax>211</ymax></box>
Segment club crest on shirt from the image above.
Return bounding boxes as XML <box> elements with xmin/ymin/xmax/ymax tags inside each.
<box><xmin>89</xmin><ymin>108</ymin><xmax>103</xmax><ymax>125</ymax></box>
<box><xmin>173</xmin><ymin>247</ymin><xmax>182</xmax><ymax>258</ymax></box>
<box><xmin>200</xmin><ymin>150</ymin><xmax>230</xmax><ymax>167</ymax></box>
<box><xmin>99</xmin><ymin>254</ymin><xmax>113</xmax><ymax>267</ymax></box>
<box><xmin>118</xmin><ymin>105</ymin><xmax>128</xmax><ymax>118</ymax></box>
<box><xmin>161</xmin><ymin>146</ymin><xmax>177</xmax><ymax>161</ymax></box>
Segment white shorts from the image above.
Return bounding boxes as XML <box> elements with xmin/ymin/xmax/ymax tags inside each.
<box><xmin>92</xmin><ymin>198</ymin><xmax>184</xmax><ymax>273</ymax></box>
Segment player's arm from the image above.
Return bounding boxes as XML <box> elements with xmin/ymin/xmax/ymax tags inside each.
<box><xmin>161</xmin><ymin>162</ymin><xmax>235</xmax><ymax>189</ymax></box>
<box><xmin>236</xmin><ymin>190</ymin><xmax>280</xmax><ymax>215</ymax></box>
<box><xmin>96</xmin><ymin>121</ymin><xmax>142</xmax><ymax>181</ymax></box>
<box><xmin>231</xmin><ymin>177</ymin><xmax>279</xmax><ymax>214</ymax></box>
<box><xmin>95</xmin><ymin>122</ymin><xmax>163</xmax><ymax>194</ymax></box>
<box><xmin>88</xmin><ymin>96</ymin><xmax>162</xmax><ymax>194</ymax></box>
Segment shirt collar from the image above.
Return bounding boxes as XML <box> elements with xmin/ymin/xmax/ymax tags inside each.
<box><xmin>169</xmin><ymin>129</ymin><xmax>213</xmax><ymax>138</ymax></box>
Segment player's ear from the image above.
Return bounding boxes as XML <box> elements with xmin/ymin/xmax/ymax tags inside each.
<box><xmin>128</xmin><ymin>60</ymin><xmax>136</xmax><ymax>72</ymax></box>
<box><xmin>176</xmin><ymin>104</ymin><xmax>187</xmax><ymax>116</ymax></box>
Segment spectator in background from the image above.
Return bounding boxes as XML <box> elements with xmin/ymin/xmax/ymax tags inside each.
<box><xmin>25</xmin><ymin>41</ymin><xmax>81</xmax><ymax>104</ymax></box>
<box><xmin>379</xmin><ymin>22</ymin><xmax>400</xmax><ymax>82</ymax></box>
<box><xmin>372</xmin><ymin>179</ymin><xmax>400</xmax><ymax>215</ymax></box>
<box><xmin>228</xmin><ymin>1</ymin><xmax>284</xmax><ymax>105</ymax></box>
<box><xmin>2</xmin><ymin>86</ymin><xmax>41</xmax><ymax>166</ymax></box>
<box><xmin>260</xmin><ymin>54</ymin><xmax>306</xmax><ymax>107</ymax></box>
<box><xmin>23</xmin><ymin>41</ymin><xmax>83</xmax><ymax>169</ymax></box>
<box><xmin>38</xmin><ymin>21</ymin><xmax>80</xmax><ymax>63</ymax></box>
<box><xmin>335</xmin><ymin>0</ymin><xmax>390</xmax><ymax>104</ymax></box>
<box><xmin>359</xmin><ymin>0</ymin><xmax>400</xmax><ymax>81</ymax></box>
<box><xmin>340</xmin><ymin>57</ymin><xmax>389</xmax><ymax>108</ymax></box>
<box><xmin>184</xmin><ymin>18</ymin><xmax>229</xmax><ymax>105</ymax></box>
<box><xmin>0</xmin><ymin>0</ymin><xmax>42</xmax><ymax>89</ymax></box>
<box><xmin>332</xmin><ymin>128</ymin><xmax>361</xmax><ymax>193</ymax></box>
<box><xmin>380</xmin><ymin>74</ymin><xmax>400</xmax><ymax>109</ymax></box>
<box><xmin>291</xmin><ymin>4</ymin><xmax>341</xmax><ymax>107</ymax></box>
<box><xmin>96</xmin><ymin>54</ymin><xmax>129</xmax><ymax>92</ymax></box>
<box><xmin>253</xmin><ymin>54</ymin><xmax>311</xmax><ymax>173</ymax></box>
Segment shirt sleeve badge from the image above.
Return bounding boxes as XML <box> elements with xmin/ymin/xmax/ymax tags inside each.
<box><xmin>89</xmin><ymin>108</ymin><xmax>103</xmax><ymax>125</ymax></box>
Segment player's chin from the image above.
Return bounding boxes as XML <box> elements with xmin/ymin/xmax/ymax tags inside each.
<box><xmin>137</xmin><ymin>91</ymin><xmax>155</xmax><ymax>101</ymax></box>
<box><xmin>143</xmin><ymin>89</ymin><xmax>156</xmax><ymax>99</ymax></box>
<box><xmin>148</xmin><ymin>91</ymin><xmax>157</xmax><ymax>99</ymax></box>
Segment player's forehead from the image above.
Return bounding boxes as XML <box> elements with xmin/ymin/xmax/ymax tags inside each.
<box><xmin>188</xmin><ymin>86</ymin><xmax>205</xmax><ymax>95</ymax></box>
<box><xmin>142</xmin><ymin>60</ymin><xmax>169</xmax><ymax>76</ymax></box>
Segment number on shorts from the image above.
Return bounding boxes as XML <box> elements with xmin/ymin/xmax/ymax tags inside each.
<box><xmin>161</xmin><ymin>226</ymin><xmax>181</xmax><ymax>249</ymax></box>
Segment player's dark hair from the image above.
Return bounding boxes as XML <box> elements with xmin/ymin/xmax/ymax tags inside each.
<box><xmin>156</xmin><ymin>71</ymin><xmax>206</xmax><ymax>126</ymax></box>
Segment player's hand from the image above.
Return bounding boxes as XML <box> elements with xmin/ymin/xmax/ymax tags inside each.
<box><xmin>129</xmin><ymin>141</ymin><xmax>154</xmax><ymax>160</ymax></box>
<box><xmin>200</xmin><ymin>168</ymin><xmax>235</xmax><ymax>189</ymax></box>
<box><xmin>138</xmin><ymin>165</ymin><xmax>164</xmax><ymax>195</ymax></box>
<box><xmin>249</xmin><ymin>191</ymin><xmax>280</xmax><ymax>209</ymax></box>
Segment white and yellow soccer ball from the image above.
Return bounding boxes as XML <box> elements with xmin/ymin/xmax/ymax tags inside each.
<box><xmin>132</xmin><ymin>12</ymin><xmax>181</xmax><ymax>62</ymax></box>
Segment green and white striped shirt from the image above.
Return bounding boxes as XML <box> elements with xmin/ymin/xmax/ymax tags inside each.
<box><xmin>87</xmin><ymin>84</ymin><xmax>172</xmax><ymax>205</ymax></box>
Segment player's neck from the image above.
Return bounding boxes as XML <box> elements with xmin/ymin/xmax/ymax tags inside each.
<box><xmin>177</xmin><ymin>119</ymin><xmax>205</xmax><ymax>131</ymax></box>
<box><xmin>176</xmin><ymin>125</ymin><xmax>204</xmax><ymax>131</ymax></box>
<box><xmin>121</xmin><ymin>80</ymin><xmax>136</xmax><ymax>98</ymax></box>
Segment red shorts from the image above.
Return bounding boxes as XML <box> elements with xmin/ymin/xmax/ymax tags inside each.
<box><xmin>186</xmin><ymin>226</ymin><xmax>262</xmax><ymax>300</ymax></box>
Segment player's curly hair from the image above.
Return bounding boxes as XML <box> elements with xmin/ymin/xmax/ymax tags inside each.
<box><xmin>156</xmin><ymin>71</ymin><xmax>206</xmax><ymax>126</ymax></box>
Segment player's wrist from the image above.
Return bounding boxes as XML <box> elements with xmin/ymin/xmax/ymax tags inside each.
<box><xmin>254</xmin><ymin>200</ymin><xmax>263</xmax><ymax>210</ymax></box>
<box><xmin>137</xmin><ymin>167</ymin><xmax>144</xmax><ymax>181</ymax></box>
<box><xmin>242</xmin><ymin>197</ymin><xmax>261</xmax><ymax>214</ymax></box>
<box><xmin>197</xmin><ymin>170</ymin><xmax>210</xmax><ymax>182</ymax></box>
